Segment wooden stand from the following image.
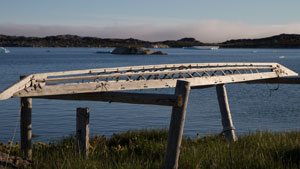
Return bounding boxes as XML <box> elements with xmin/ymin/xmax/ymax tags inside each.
<box><xmin>216</xmin><ymin>84</ymin><xmax>237</xmax><ymax>142</ymax></box>
<box><xmin>164</xmin><ymin>80</ymin><xmax>191</xmax><ymax>169</ymax></box>
<box><xmin>0</xmin><ymin>63</ymin><xmax>296</xmax><ymax>164</ymax></box>
<box><xmin>76</xmin><ymin>107</ymin><xmax>90</xmax><ymax>156</ymax></box>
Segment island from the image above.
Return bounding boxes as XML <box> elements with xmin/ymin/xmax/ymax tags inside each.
<box><xmin>111</xmin><ymin>46</ymin><xmax>167</xmax><ymax>55</ymax></box>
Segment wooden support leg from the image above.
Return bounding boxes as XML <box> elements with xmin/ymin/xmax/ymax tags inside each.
<box><xmin>164</xmin><ymin>80</ymin><xmax>191</xmax><ymax>169</ymax></box>
<box><xmin>216</xmin><ymin>84</ymin><xmax>237</xmax><ymax>142</ymax></box>
<box><xmin>20</xmin><ymin>97</ymin><xmax>32</xmax><ymax>160</ymax></box>
<box><xmin>76</xmin><ymin>107</ymin><xmax>90</xmax><ymax>156</ymax></box>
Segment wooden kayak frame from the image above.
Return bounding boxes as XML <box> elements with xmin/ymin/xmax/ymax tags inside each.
<box><xmin>0</xmin><ymin>62</ymin><xmax>299</xmax><ymax>169</ymax></box>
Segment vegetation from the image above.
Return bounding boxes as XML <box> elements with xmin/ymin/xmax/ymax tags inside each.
<box><xmin>1</xmin><ymin>129</ymin><xmax>300</xmax><ymax>169</ymax></box>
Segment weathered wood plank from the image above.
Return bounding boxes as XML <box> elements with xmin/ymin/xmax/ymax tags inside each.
<box><xmin>76</xmin><ymin>107</ymin><xmax>90</xmax><ymax>156</ymax></box>
<box><xmin>247</xmin><ymin>77</ymin><xmax>300</xmax><ymax>84</ymax></box>
<box><xmin>216</xmin><ymin>84</ymin><xmax>237</xmax><ymax>142</ymax></box>
<box><xmin>14</xmin><ymin>72</ymin><xmax>284</xmax><ymax>98</ymax></box>
<box><xmin>23</xmin><ymin>62</ymin><xmax>283</xmax><ymax>77</ymax></box>
<box><xmin>39</xmin><ymin>66</ymin><xmax>275</xmax><ymax>83</ymax></box>
<box><xmin>0</xmin><ymin>75</ymin><xmax>33</xmax><ymax>100</ymax></box>
<box><xmin>0</xmin><ymin>74</ymin><xmax>47</xmax><ymax>101</ymax></box>
<box><xmin>164</xmin><ymin>80</ymin><xmax>191</xmax><ymax>169</ymax></box>
<box><xmin>32</xmin><ymin>92</ymin><xmax>177</xmax><ymax>106</ymax></box>
<box><xmin>20</xmin><ymin>97</ymin><xmax>32</xmax><ymax>160</ymax></box>
<box><xmin>19</xmin><ymin>76</ymin><xmax>33</xmax><ymax>160</ymax></box>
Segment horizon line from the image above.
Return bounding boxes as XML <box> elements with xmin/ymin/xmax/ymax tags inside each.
<box><xmin>0</xmin><ymin>33</ymin><xmax>297</xmax><ymax>44</ymax></box>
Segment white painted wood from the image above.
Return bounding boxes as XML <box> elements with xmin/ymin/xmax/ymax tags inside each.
<box><xmin>76</xmin><ymin>107</ymin><xmax>90</xmax><ymax>156</ymax></box>
<box><xmin>164</xmin><ymin>80</ymin><xmax>191</xmax><ymax>169</ymax></box>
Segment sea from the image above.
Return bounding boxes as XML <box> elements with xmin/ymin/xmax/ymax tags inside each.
<box><xmin>0</xmin><ymin>47</ymin><xmax>299</xmax><ymax>142</ymax></box>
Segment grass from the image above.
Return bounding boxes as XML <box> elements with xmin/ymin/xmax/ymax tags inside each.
<box><xmin>1</xmin><ymin>129</ymin><xmax>300</xmax><ymax>169</ymax></box>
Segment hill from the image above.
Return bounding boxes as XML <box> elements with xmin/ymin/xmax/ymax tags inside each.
<box><xmin>0</xmin><ymin>35</ymin><xmax>203</xmax><ymax>48</ymax></box>
<box><xmin>220</xmin><ymin>34</ymin><xmax>300</xmax><ymax>48</ymax></box>
<box><xmin>2</xmin><ymin>34</ymin><xmax>300</xmax><ymax>48</ymax></box>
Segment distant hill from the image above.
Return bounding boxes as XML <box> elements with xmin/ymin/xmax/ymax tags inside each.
<box><xmin>0</xmin><ymin>34</ymin><xmax>149</xmax><ymax>47</ymax></box>
<box><xmin>1</xmin><ymin>34</ymin><xmax>300</xmax><ymax>48</ymax></box>
<box><xmin>0</xmin><ymin>35</ymin><xmax>203</xmax><ymax>48</ymax></box>
<box><xmin>158</xmin><ymin>37</ymin><xmax>203</xmax><ymax>48</ymax></box>
<box><xmin>220</xmin><ymin>34</ymin><xmax>300</xmax><ymax>48</ymax></box>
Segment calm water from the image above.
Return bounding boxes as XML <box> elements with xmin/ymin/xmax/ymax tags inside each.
<box><xmin>0</xmin><ymin>47</ymin><xmax>299</xmax><ymax>142</ymax></box>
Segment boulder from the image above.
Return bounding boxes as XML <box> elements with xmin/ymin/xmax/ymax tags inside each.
<box><xmin>111</xmin><ymin>46</ymin><xmax>167</xmax><ymax>55</ymax></box>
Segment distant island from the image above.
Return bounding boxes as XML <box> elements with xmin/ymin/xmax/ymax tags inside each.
<box><xmin>0</xmin><ymin>35</ymin><xmax>203</xmax><ymax>48</ymax></box>
<box><xmin>1</xmin><ymin>33</ymin><xmax>300</xmax><ymax>48</ymax></box>
<box><xmin>221</xmin><ymin>34</ymin><xmax>300</xmax><ymax>48</ymax></box>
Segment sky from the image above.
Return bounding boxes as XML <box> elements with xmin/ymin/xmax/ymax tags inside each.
<box><xmin>1</xmin><ymin>0</ymin><xmax>300</xmax><ymax>42</ymax></box>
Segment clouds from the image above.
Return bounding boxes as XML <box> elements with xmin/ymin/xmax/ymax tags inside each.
<box><xmin>1</xmin><ymin>21</ymin><xmax>300</xmax><ymax>43</ymax></box>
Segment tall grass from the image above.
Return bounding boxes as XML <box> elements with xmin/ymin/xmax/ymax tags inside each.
<box><xmin>1</xmin><ymin>129</ymin><xmax>300</xmax><ymax>169</ymax></box>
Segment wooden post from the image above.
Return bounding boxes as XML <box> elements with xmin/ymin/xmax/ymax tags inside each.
<box><xmin>20</xmin><ymin>76</ymin><xmax>32</xmax><ymax>160</ymax></box>
<box><xmin>76</xmin><ymin>107</ymin><xmax>90</xmax><ymax>156</ymax></box>
<box><xmin>216</xmin><ymin>84</ymin><xmax>237</xmax><ymax>142</ymax></box>
<box><xmin>163</xmin><ymin>80</ymin><xmax>191</xmax><ymax>169</ymax></box>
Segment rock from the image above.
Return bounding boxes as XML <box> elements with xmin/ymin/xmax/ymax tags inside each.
<box><xmin>0</xmin><ymin>151</ymin><xmax>31</xmax><ymax>168</ymax></box>
<box><xmin>111</xmin><ymin>46</ymin><xmax>131</xmax><ymax>54</ymax></box>
<box><xmin>111</xmin><ymin>46</ymin><xmax>167</xmax><ymax>55</ymax></box>
<box><xmin>151</xmin><ymin>51</ymin><xmax>167</xmax><ymax>55</ymax></box>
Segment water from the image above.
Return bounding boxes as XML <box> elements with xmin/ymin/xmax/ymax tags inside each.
<box><xmin>0</xmin><ymin>47</ymin><xmax>299</xmax><ymax>142</ymax></box>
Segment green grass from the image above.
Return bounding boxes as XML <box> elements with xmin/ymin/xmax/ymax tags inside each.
<box><xmin>2</xmin><ymin>129</ymin><xmax>300</xmax><ymax>169</ymax></box>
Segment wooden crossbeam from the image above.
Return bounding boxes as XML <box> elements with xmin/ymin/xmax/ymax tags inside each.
<box><xmin>32</xmin><ymin>92</ymin><xmax>177</xmax><ymax>106</ymax></box>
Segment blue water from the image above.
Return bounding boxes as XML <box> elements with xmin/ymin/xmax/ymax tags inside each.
<box><xmin>0</xmin><ymin>47</ymin><xmax>299</xmax><ymax>142</ymax></box>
